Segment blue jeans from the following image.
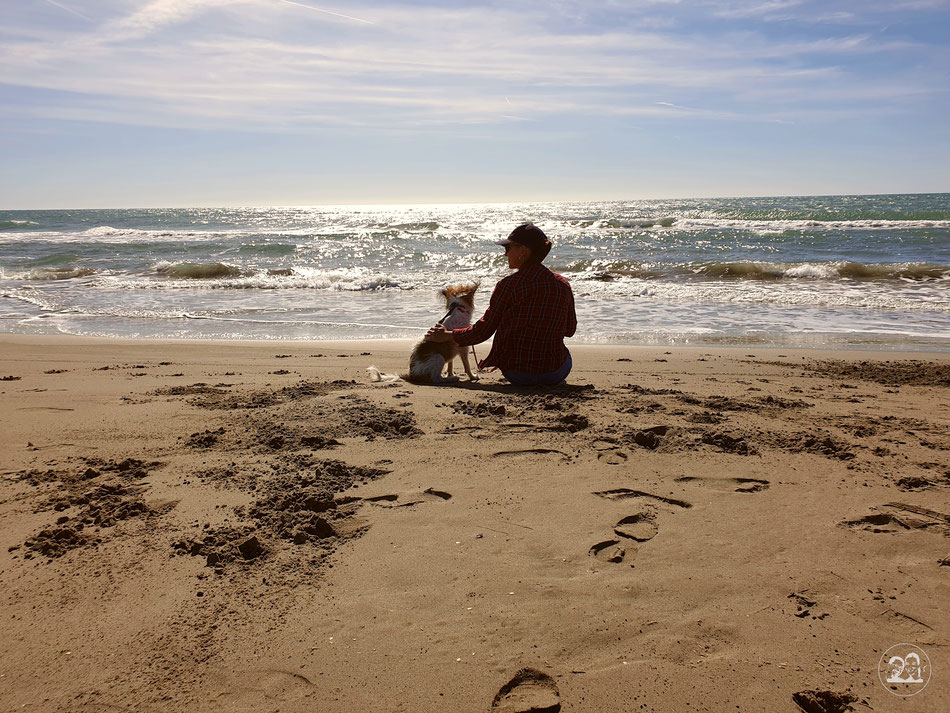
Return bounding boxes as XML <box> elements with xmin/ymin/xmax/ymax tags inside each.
<box><xmin>502</xmin><ymin>353</ymin><xmax>572</xmax><ymax>386</ymax></box>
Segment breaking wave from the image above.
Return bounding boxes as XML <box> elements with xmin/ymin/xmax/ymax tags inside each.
<box><xmin>599</xmin><ymin>217</ymin><xmax>677</xmax><ymax>229</ymax></box>
<box><xmin>237</xmin><ymin>243</ymin><xmax>296</xmax><ymax>255</ymax></box>
<box><xmin>672</xmin><ymin>217</ymin><xmax>950</xmax><ymax>232</ymax></box>
<box><xmin>572</xmin><ymin>260</ymin><xmax>950</xmax><ymax>282</ymax></box>
<box><xmin>387</xmin><ymin>221</ymin><xmax>439</xmax><ymax>231</ymax></box>
<box><xmin>25</xmin><ymin>267</ymin><xmax>98</xmax><ymax>281</ymax></box>
<box><xmin>108</xmin><ymin>265</ymin><xmax>406</xmax><ymax>291</ymax></box>
<box><xmin>155</xmin><ymin>262</ymin><xmax>247</xmax><ymax>279</ymax></box>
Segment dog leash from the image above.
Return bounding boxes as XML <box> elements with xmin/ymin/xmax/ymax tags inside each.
<box><xmin>437</xmin><ymin>303</ymin><xmax>457</xmax><ymax>326</ymax></box>
<box><xmin>472</xmin><ymin>346</ymin><xmax>492</xmax><ymax>375</ymax></box>
<box><xmin>438</xmin><ymin>303</ymin><xmax>483</xmax><ymax>374</ymax></box>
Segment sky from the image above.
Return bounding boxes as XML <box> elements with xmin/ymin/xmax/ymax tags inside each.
<box><xmin>1</xmin><ymin>0</ymin><xmax>949</xmax><ymax>208</ymax></box>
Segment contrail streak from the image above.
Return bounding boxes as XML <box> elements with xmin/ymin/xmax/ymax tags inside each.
<box><xmin>41</xmin><ymin>0</ymin><xmax>92</xmax><ymax>21</ymax></box>
<box><xmin>276</xmin><ymin>0</ymin><xmax>373</xmax><ymax>24</ymax></box>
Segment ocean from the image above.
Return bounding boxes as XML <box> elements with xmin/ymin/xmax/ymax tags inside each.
<box><xmin>1</xmin><ymin>194</ymin><xmax>948</xmax><ymax>350</ymax></box>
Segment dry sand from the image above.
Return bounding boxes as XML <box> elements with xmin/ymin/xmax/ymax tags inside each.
<box><xmin>1</xmin><ymin>334</ymin><xmax>948</xmax><ymax>713</ymax></box>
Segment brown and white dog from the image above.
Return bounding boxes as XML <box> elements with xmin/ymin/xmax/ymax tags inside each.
<box><xmin>366</xmin><ymin>283</ymin><xmax>479</xmax><ymax>384</ymax></box>
<box><xmin>402</xmin><ymin>283</ymin><xmax>479</xmax><ymax>384</ymax></box>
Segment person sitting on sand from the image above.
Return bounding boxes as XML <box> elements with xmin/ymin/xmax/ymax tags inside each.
<box><xmin>425</xmin><ymin>223</ymin><xmax>576</xmax><ymax>386</ymax></box>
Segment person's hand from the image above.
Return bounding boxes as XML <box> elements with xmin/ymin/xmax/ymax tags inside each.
<box><xmin>425</xmin><ymin>324</ymin><xmax>453</xmax><ymax>342</ymax></box>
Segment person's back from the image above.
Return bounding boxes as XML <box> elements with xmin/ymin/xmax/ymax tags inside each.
<box><xmin>487</xmin><ymin>262</ymin><xmax>575</xmax><ymax>374</ymax></box>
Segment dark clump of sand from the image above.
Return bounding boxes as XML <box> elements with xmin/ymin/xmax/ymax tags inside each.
<box><xmin>16</xmin><ymin>458</ymin><xmax>168</xmax><ymax>558</ymax></box>
<box><xmin>800</xmin><ymin>358</ymin><xmax>950</xmax><ymax>387</ymax></box>
<box><xmin>791</xmin><ymin>689</ymin><xmax>859</xmax><ymax>713</ymax></box>
<box><xmin>173</xmin><ymin>459</ymin><xmax>389</xmax><ymax>571</ymax></box>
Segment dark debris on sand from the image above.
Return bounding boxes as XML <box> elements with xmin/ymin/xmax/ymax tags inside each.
<box><xmin>334</xmin><ymin>402</ymin><xmax>422</xmax><ymax>439</ymax></box>
<box><xmin>172</xmin><ymin>525</ymin><xmax>258</xmax><ymax>568</ymax></box>
<box><xmin>18</xmin><ymin>459</ymin><xmax>169</xmax><ymax>558</ymax></box>
<box><xmin>701</xmin><ymin>431</ymin><xmax>758</xmax><ymax>456</ymax></box>
<box><xmin>189</xmin><ymin>422</ymin><xmax>345</xmax><ymax>453</ymax></box>
<box><xmin>678</xmin><ymin>393</ymin><xmax>812</xmax><ymax>412</ymax></box>
<box><xmin>791</xmin><ymin>689</ymin><xmax>859</xmax><ymax>713</ymax></box>
<box><xmin>765</xmin><ymin>431</ymin><xmax>856</xmax><ymax>460</ymax></box>
<box><xmin>799</xmin><ymin>359</ymin><xmax>950</xmax><ymax>387</ymax></box>
<box><xmin>152</xmin><ymin>383</ymin><xmax>229</xmax><ymax>397</ymax></box>
<box><xmin>618</xmin><ymin>383</ymin><xmax>682</xmax><ymax>396</ymax></box>
<box><xmin>451</xmin><ymin>400</ymin><xmax>508</xmax><ymax>418</ymax></box>
<box><xmin>270</xmin><ymin>396</ymin><xmax>420</xmax><ymax>440</ymax></box>
<box><xmin>447</xmin><ymin>392</ymin><xmax>592</xmax><ymax>433</ymax></box>
<box><xmin>166</xmin><ymin>381</ymin><xmax>405</xmax><ymax>574</ymax></box>
<box><xmin>174</xmin><ymin>459</ymin><xmax>389</xmax><ymax>570</ymax></box>
<box><xmin>173</xmin><ymin>379</ymin><xmax>358</xmax><ymax>410</ymax></box>
<box><xmin>184</xmin><ymin>428</ymin><xmax>225</xmax><ymax>448</ymax></box>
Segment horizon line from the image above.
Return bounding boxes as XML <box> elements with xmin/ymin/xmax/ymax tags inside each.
<box><xmin>3</xmin><ymin>189</ymin><xmax>949</xmax><ymax>212</ymax></box>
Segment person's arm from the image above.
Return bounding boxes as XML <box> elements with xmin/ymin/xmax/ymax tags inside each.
<box><xmin>564</xmin><ymin>287</ymin><xmax>577</xmax><ymax>338</ymax></box>
<box><xmin>452</xmin><ymin>279</ymin><xmax>510</xmax><ymax>346</ymax></box>
<box><xmin>556</xmin><ymin>277</ymin><xmax>577</xmax><ymax>338</ymax></box>
<box><xmin>452</xmin><ymin>306</ymin><xmax>498</xmax><ymax>346</ymax></box>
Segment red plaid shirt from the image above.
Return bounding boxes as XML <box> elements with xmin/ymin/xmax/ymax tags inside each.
<box><xmin>452</xmin><ymin>264</ymin><xmax>576</xmax><ymax>373</ymax></box>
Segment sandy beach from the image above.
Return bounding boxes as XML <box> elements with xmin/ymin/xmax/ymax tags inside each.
<box><xmin>1</xmin><ymin>334</ymin><xmax>948</xmax><ymax>712</ymax></box>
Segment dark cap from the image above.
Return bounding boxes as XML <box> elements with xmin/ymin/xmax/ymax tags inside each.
<box><xmin>495</xmin><ymin>223</ymin><xmax>549</xmax><ymax>253</ymax></box>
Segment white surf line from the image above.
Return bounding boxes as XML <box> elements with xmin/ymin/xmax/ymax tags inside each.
<box><xmin>40</xmin><ymin>0</ymin><xmax>92</xmax><ymax>21</ymax></box>
<box><xmin>275</xmin><ymin>0</ymin><xmax>374</xmax><ymax>24</ymax></box>
<box><xmin>183</xmin><ymin>314</ymin><xmax>422</xmax><ymax>329</ymax></box>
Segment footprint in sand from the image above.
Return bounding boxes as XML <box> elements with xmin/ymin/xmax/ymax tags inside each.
<box><xmin>592</xmin><ymin>438</ymin><xmax>627</xmax><ymax>465</ymax></box>
<box><xmin>492</xmin><ymin>448</ymin><xmax>568</xmax><ymax>458</ymax></box>
<box><xmin>17</xmin><ymin>406</ymin><xmax>75</xmax><ymax>412</ymax></box>
<box><xmin>589</xmin><ymin>492</ymin><xmax>690</xmax><ymax>566</ymax></box>
<box><xmin>614</xmin><ymin>510</ymin><xmax>659</xmax><ymax>541</ymax></box>
<box><xmin>362</xmin><ymin>488</ymin><xmax>452</xmax><ymax>508</ymax></box>
<box><xmin>788</xmin><ymin>592</ymin><xmax>829</xmax><ymax>620</ymax></box>
<box><xmin>593</xmin><ymin>488</ymin><xmax>692</xmax><ymax>509</ymax></box>
<box><xmin>588</xmin><ymin>511</ymin><xmax>658</xmax><ymax>566</ymax></box>
<box><xmin>215</xmin><ymin>669</ymin><xmax>314</xmax><ymax>706</ymax></box>
<box><xmin>675</xmin><ymin>476</ymin><xmax>770</xmax><ymax>493</ymax></box>
<box><xmin>597</xmin><ymin>450</ymin><xmax>628</xmax><ymax>465</ymax></box>
<box><xmin>841</xmin><ymin>503</ymin><xmax>950</xmax><ymax>534</ymax></box>
<box><xmin>589</xmin><ymin>539</ymin><xmax>634</xmax><ymax>564</ymax></box>
<box><xmin>589</xmin><ymin>510</ymin><xmax>659</xmax><ymax>567</ymax></box>
<box><xmin>492</xmin><ymin>668</ymin><xmax>560</xmax><ymax>713</ymax></box>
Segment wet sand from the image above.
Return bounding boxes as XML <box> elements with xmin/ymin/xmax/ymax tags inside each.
<box><xmin>1</xmin><ymin>334</ymin><xmax>948</xmax><ymax>712</ymax></box>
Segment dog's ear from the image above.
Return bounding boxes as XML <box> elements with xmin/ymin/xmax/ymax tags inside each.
<box><xmin>471</xmin><ymin>281</ymin><xmax>480</xmax><ymax>293</ymax></box>
<box><xmin>439</xmin><ymin>287</ymin><xmax>448</xmax><ymax>299</ymax></box>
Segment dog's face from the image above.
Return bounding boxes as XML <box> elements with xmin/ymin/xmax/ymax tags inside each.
<box><xmin>440</xmin><ymin>282</ymin><xmax>478</xmax><ymax>313</ymax></box>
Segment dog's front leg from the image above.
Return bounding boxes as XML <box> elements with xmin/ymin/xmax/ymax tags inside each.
<box><xmin>445</xmin><ymin>357</ymin><xmax>455</xmax><ymax>379</ymax></box>
<box><xmin>460</xmin><ymin>349</ymin><xmax>478</xmax><ymax>381</ymax></box>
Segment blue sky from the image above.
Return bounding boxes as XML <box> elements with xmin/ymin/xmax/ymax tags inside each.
<box><xmin>1</xmin><ymin>0</ymin><xmax>948</xmax><ymax>207</ymax></box>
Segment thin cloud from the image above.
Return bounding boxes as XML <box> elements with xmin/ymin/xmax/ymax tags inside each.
<box><xmin>712</xmin><ymin>1</ymin><xmax>805</xmax><ymax>19</ymax></box>
<box><xmin>41</xmin><ymin>0</ymin><xmax>92</xmax><ymax>22</ymax></box>
<box><xmin>656</xmin><ymin>101</ymin><xmax>703</xmax><ymax>111</ymax></box>
<box><xmin>275</xmin><ymin>0</ymin><xmax>373</xmax><ymax>25</ymax></box>
<box><xmin>103</xmin><ymin>0</ymin><xmax>226</xmax><ymax>42</ymax></box>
